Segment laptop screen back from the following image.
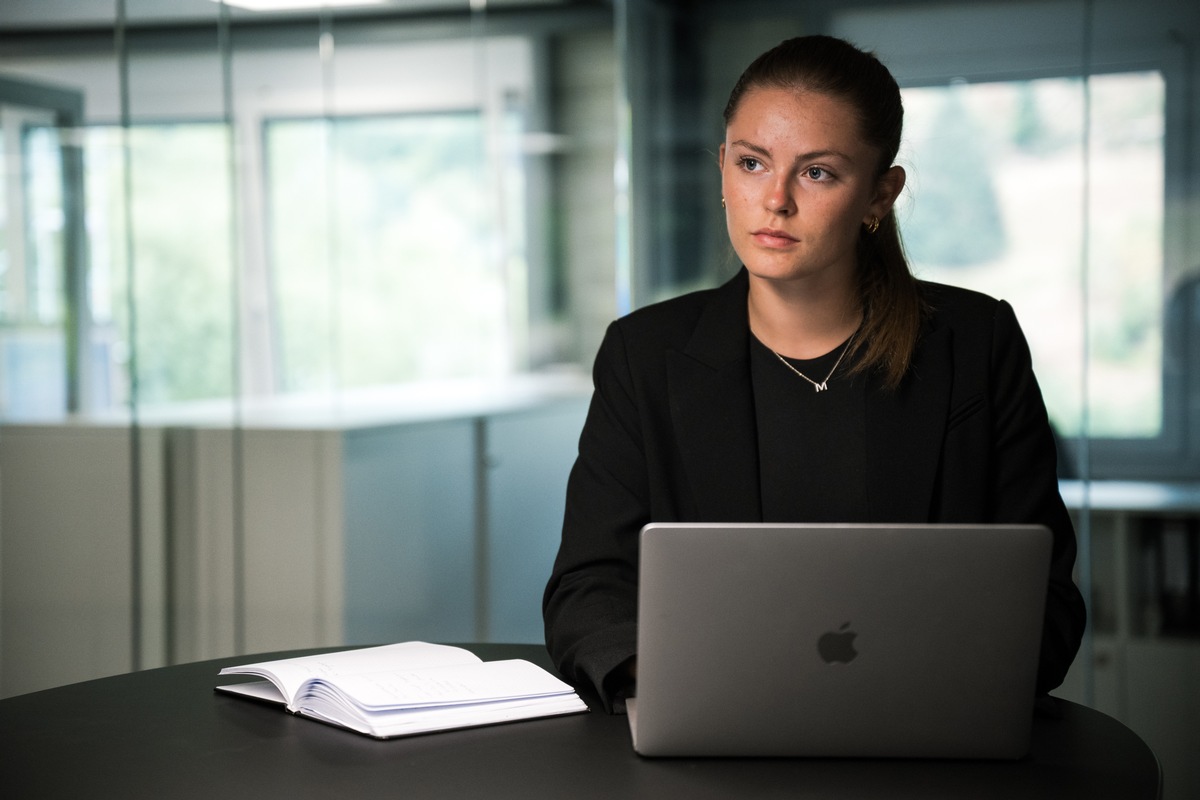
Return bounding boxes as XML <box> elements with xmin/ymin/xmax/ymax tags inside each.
<box><xmin>630</xmin><ymin>523</ymin><xmax>1051</xmax><ymax>758</ymax></box>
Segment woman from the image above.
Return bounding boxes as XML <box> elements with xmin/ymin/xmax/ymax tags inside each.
<box><xmin>543</xmin><ymin>35</ymin><xmax>1087</xmax><ymax>712</ymax></box>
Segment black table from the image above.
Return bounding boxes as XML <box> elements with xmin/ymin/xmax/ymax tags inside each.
<box><xmin>0</xmin><ymin>644</ymin><xmax>1162</xmax><ymax>799</ymax></box>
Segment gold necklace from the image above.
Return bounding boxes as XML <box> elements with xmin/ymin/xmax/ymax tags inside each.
<box><xmin>769</xmin><ymin>331</ymin><xmax>856</xmax><ymax>393</ymax></box>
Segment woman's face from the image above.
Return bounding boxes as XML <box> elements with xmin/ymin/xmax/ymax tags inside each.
<box><xmin>719</xmin><ymin>86</ymin><xmax>903</xmax><ymax>288</ymax></box>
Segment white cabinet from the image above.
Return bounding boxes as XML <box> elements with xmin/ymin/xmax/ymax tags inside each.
<box><xmin>0</xmin><ymin>378</ymin><xmax>590</xmax><ymax>697</ymax></box>
<box><xmin>167</xmin><ymin>394</ymin><xmax>589</xmax><ymax>662</ymax></box>
<box><xmin>0</xmin><ymin>424</ymin><xmax>167</xmax><ymax>696</ymax></box>
<box><xmin>485</xmin><ymin>402</ymin><xmax>590</xmax><ymax>643</ymax></box>
<box><xmin>168</xmin><ymin>426</ymin><xmax>347</xmax><ymax>663</ymax></box>
<box><xmin>341</xmin><ymin>418</ymin><xmax>478</xmax><ymax>645</ymax></box>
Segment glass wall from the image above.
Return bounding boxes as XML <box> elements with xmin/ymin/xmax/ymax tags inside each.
<box><xmin>0</xmin><ymin>0</ymin><xmax>615</xmax><ymax>693</ymax></box>
<box><xmin>2</xmin><ymin>6</ymin><xmax>1198</xmax><ymax>792</ymax></box>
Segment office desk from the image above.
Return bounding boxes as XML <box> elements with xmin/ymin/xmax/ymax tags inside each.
<box><xmin>0</xmin><ymin>644</ymin><xmax>1161</xmax><ymax>799</ymax></box>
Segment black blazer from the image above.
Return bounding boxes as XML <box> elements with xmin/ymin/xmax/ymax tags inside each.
<box><xmin>543</xmin><ymin>269</ymin><xmax>1087</xmax><ymax>709</ymax></box>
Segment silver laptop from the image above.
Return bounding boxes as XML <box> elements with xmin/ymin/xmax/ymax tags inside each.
<box><xmin>627</xmin><ymin>522</ymin><xmax>1051</xmax><ymax>759</ymax></box>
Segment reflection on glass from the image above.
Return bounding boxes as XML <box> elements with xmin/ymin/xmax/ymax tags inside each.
<box><xmin>898</xmin><ymin>72</ymin><xmax>1165</xmax><ymax>439</ymax></box>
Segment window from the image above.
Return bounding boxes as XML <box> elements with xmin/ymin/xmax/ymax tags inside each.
<box><xmin>2</xmin><ymin>35</ymin><xmax>542</xmax><ymax>419</ymax></box>
<box><xmin>898</xmin><ymin>71</ymin><xmax>1166</xmax><ymax>441</ymax></box>
<box><xmin>265</xmin><ymin>111</ymin><xmax>518</xmax><ymax>393</ymax></box>
<box><xmin>85</xmin><ymin>123</ymin><xmax>235</xmax><ymax>407</ymax></box>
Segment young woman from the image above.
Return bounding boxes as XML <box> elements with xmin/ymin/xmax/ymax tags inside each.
<box><xmin>543</xmin><ymin>35</ymin><xmax>1087</xmax><ymax>712</ymax></box>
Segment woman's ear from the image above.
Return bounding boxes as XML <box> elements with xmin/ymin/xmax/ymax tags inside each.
<box><xmin>717</xmin><ymin>142</ymin><xmax>726</xmax><ymax>171</ymax></box>
<box><xmin>868</xmin><ymin>165</ymin><xmax>906</xmax><ymax>222</ymax></box>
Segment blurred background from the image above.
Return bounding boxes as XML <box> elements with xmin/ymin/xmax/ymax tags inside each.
<box><xmin>0</xmin><ymin>0</ymin><xmax>1197</xmax><ymax>795</ymax></box>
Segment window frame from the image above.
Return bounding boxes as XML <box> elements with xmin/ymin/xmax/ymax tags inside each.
<box><xmin>0</xmin><ymin>75</ymin><xmax>87</xmax><ymax>417</ymax></box>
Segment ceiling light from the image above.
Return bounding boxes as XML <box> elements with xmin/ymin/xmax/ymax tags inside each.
<box><xmin>209</xmin><ymin>0</ymin><xmax>388</xmax><ymax>11</ymax></box>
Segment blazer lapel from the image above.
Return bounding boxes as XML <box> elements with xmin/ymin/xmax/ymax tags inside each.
<box><xmin>666</xmin><ymin>271</ymin><xmax>763</xmax><ymax>521</ymax></box>
<box><xmin>864</xmin><ymin>323</ymin><xmax>953</xmax><ymax>521</ymax></box>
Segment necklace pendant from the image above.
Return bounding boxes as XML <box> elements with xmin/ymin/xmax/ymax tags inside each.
<box><xmin>814</xmin><ymin>381</ymin><xmax>828</xmax><ymax>393</ymax></box>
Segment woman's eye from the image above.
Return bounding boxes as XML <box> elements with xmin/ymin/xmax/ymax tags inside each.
<box><xmin>805</xmin><ymin>166</ymin><xmax>830</xmax><ymax>181</ymax></box>
<box><xmin>737</xmin><ymin>156</ymin><xmax>762</xmax><ymax>172</ymax></box>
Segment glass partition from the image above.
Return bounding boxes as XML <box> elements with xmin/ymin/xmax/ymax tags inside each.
<box><xmin>0</xmin><ymin>0</ymin><xmax>615</xmax><ymax>692</ymax></box>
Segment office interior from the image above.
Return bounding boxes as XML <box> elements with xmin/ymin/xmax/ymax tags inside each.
<box><xmin>0</xmin><ymin>0</ymin><xmax>1196</xmax><ymax>794</ymax></box>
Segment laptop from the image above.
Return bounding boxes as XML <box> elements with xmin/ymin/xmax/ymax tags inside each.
<box><xmin>627</xmin><ymin>522</ymin><xmax>1051</xmax><ymax>759</ymax></box>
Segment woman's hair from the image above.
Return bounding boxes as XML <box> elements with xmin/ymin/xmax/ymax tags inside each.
<box><xmin>724</xmin><ymin>35</ymin><xmax>925</xmax><ymax>390</ymax></box>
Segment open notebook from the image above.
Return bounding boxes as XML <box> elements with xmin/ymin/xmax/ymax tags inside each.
<box><xmin>628</xmin><ymin>523</ymin><xmax>1051</xmax><ymax>758</ymax></box>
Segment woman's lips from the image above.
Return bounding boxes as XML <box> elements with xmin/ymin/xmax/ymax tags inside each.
<box><xmin>752</xmin><ymin>228</ymin><xmax>798</xmax><ymax>247</ymax></box>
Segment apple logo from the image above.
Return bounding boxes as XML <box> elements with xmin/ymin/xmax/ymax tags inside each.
<box><xmin>817</xmin><ymin>622</ymin><xmax>858</xmax><ymax>664</ymax></box>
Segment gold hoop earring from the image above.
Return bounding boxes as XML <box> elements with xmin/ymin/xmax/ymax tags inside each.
<box><xmin>865</xmin><ymin>215</ymin><xmax>880</xmax><ymax>234</ymax></box>
<box><xmin>721</xmin><ymin>197</ymin><xmax>726</xmax><ymax>209</ymax></box>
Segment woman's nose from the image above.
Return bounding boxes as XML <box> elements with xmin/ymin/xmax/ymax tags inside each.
<box><xmin>764</xmin><ymin>180</ymin><xmax>795</xmax><ymax>215</ymax></box>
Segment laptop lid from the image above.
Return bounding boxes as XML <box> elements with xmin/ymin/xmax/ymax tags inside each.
<box><xmin>629</xmin><ymin>523</ymin><xmax>1051</xmax><ymax>759</ymax></box>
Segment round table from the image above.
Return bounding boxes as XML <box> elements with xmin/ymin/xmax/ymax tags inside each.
<box><xmin>0</xmin><ymin>643</ymin><xmax>1162</xmax><ymax>799</ymax></box>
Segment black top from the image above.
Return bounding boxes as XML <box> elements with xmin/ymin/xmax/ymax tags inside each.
<box><xmin>751</xmin><ymin>334</ymin><xmax>868</xmax><ymax>522</ymax></box>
